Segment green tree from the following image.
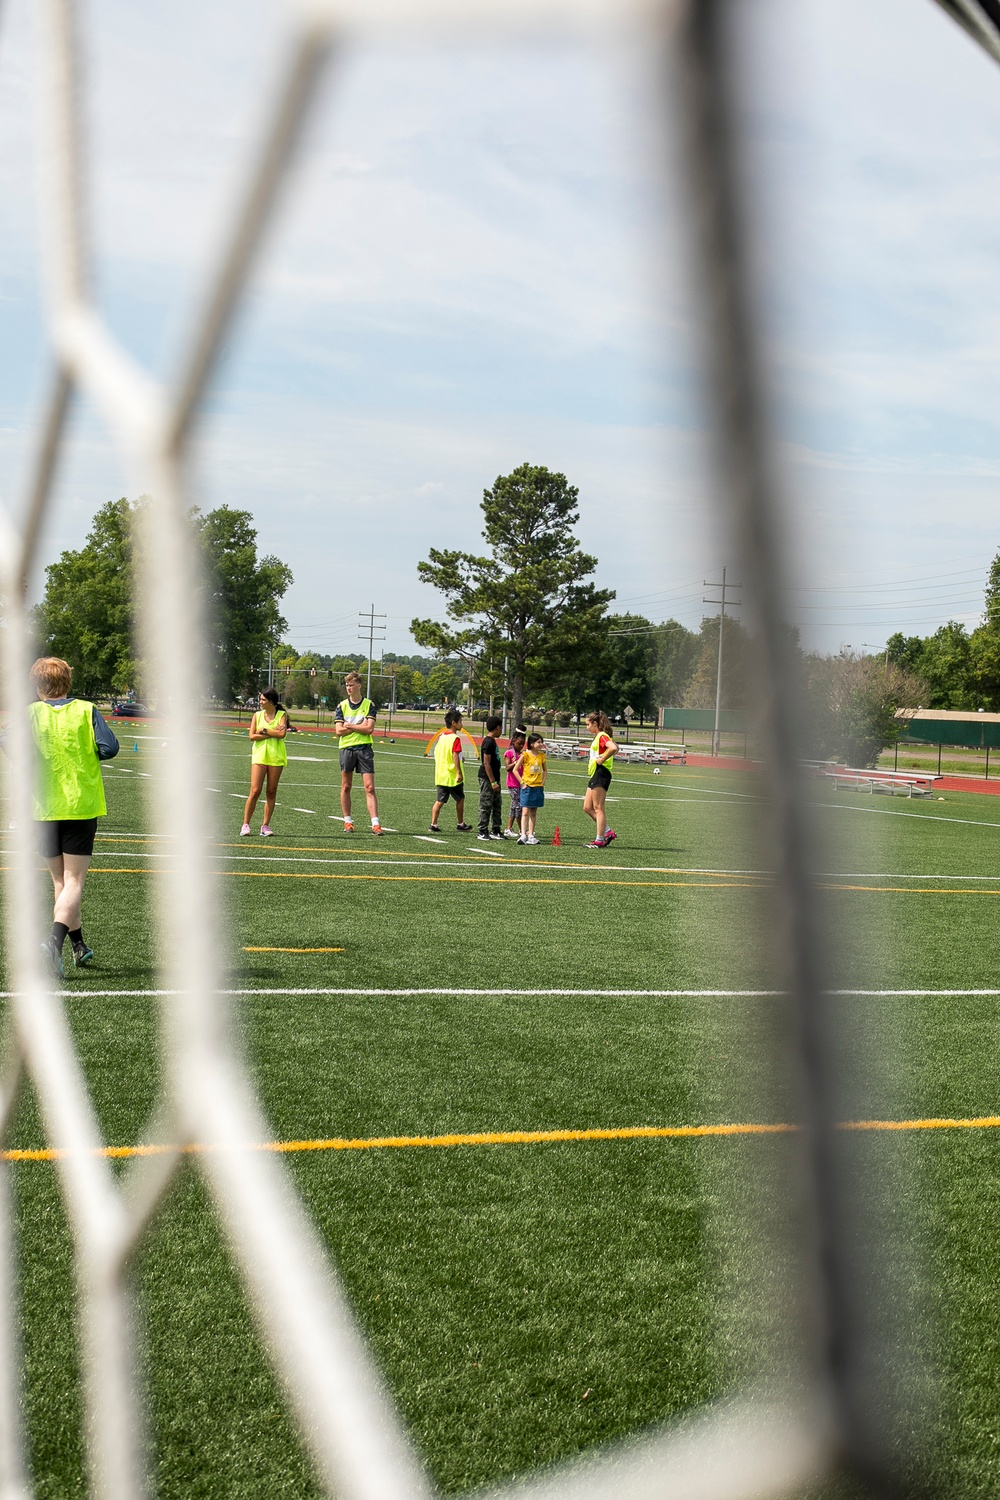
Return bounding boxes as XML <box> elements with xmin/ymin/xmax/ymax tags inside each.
<box><xmin>656</xmin><ymin>621</ymin><xmax>700</xmax><ymax>708</ymax></box>
<box><xmin>804</xmin><ymin>653</ymin><xmax>924</xmax><ymax>767</ymax></box>
<box><xmin>427</xmin><ymin>662</ymin><xmax>460</xmax><ymax>704</ymax></box>
<box><xmin>577</xmin><ymin>614</ymin><xmax>660</xmax><ymax>722</ymax></box>
<box><xmin>411</xmin><ymin>669</ymin><xmax>427</xmax><ymax>700</ymax></box>
<box><xmin>197</xmin><ymin>507</ymin><xmax>293</xmax><ymax>701</ymax></box>
<box><xmin>682</xmin><ymin>615</ymin><xmax>750</xmax><ymax>710</ymax></box>
<box><xmin>412</xmin><ymin>463</ymin><xmax>614</xmax><ymax>727</ymax></box>
<box><xmin>32</xmin><ymin>497</ymin><xmax>143</xmax><ymax>697</ymax></box>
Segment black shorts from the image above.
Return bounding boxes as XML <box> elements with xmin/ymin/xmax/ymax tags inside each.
<box><xmin>435</xmin><ymin>783</ymin><xmax>465</xmax><ymax>803</ymax></box>
<box><xmin>36</xmin><ymin>817</ymin><xmax>98</xmax><ymax>858</ymax></box>
<box><xmin>587</xmin><ymin>767</ymin><xmax>612</xmax><ymax>792</ymax></box>
<box><xmin>340</xmin><ymin>745</ymin><xmax>375</xmax><ymax>776</ymax></box>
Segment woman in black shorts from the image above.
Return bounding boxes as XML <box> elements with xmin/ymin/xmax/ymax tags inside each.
<box><xmin>26</xmin><ymin>657</ymin><xmax>119</xmax><ymax>976</ymax></box>
<box><xmin>583</xmin><ymin>710</ymin><xmax>619</xmax><ymax>849</ymax></box>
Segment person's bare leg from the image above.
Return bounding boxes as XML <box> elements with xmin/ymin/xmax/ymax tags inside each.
<box><xmin>52</xmin><ymin>853</ymin><xmax>90</xmax><ymax>929</ymax></box>
<box><xmin>341</xmin><ymin>770</ymin><xmax>353</xmax><ymax>821</ymax></box>
<box><xmin>45</xmin><ymin>854</ymin><xmax>66</xmax><ymax>917</ymax></box>
<box><xmin>244</xmin><ymin>764</ymin><xmax>265</xmax><ymax>825</ymax></box>
<box><xmin>431</xmin><ymin>799</ymin><xmax>444</xmax><ymax>826</ymax></box>
<box><xmin>263</xmin><ymin>766</ymin><xmax>282</xmax><ymax>828</ymax></box>
<box><xmin>362</xmin><ymin>773</ymin><xmax>379</xmax><ymax>825</ymax></box>
<box><xmin>454</xmin><ymin>796</ymin><xmax>465</xmax><ymax>827</ymax></box>
<box><xmin>583</xmin><ymin>789</ymin><xmax>597</xmax><ymax>825</ymax></box>
<box><xmin>593</xmin><ymin>788</ymin><xmax>607</xmax><ymax>840</ymax></box>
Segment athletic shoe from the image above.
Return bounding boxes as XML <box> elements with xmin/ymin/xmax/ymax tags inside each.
<box><xmin>605</xmin><ymin>828</ymin><xmax>617</xmax><ymax>843</ymax></box>
<box><xmin>371</xmin><ymin>824</ymin><xmax>383</xmax><ymax>836</ymax></box>
<box><xmin>344</xmin><ymin>820</ymin><xmax>355</xmax><ymax>833</ymax></box>
<box><xmin>456</xmin><ymin>822</ymin><xmax>473</xmax><ymax>832</ymax></box>
<box><xmin>477</xmin><ymin>833</ymin><xmax>490</xmax><ymax>840</ymax></box>
<box><xmin>429</xmin><ymin>824</ymin><xmax>442</xmax><ymax>833</ymax></box>
<box><xmin>489</xmin><ymin>832</ymin><xmax>504</xmax><ymax>841</ymax></box>
<box><xmin>517</xmin><ymin>835</ymin><xmax>528</xmax><ymax>845</ymax></box>
<box><xmin>586</xmin><ymin>837</ymin><xmax>609</xmax><ymax>849</ymax></box>
<box><xmin>525</xmin><ymin>835</ymin><xmax>539</xmax><ymax>845</ymax></box>
<box><xmin>240</xmin><ymin>823</ymin><xmax>251</xmax><ymax>837</ymax></box>
<box><xmin>260</xmin><ymin>825</ymin><xmax>274</xmax><ymax>837</ymax></box>
<box><xmin>41</xmin><ymin>936</ymin><xmax>64</xmax><ymax>979</ymax></box>
<box><xmin>503</xmin><ymin>828</ymin><xmax>519</xmax><ymax>839</ymax></box>
<box><xmin>71</xmin><ymin>940</ymin><xmax>94</xmax><ymax>967</ymax></box>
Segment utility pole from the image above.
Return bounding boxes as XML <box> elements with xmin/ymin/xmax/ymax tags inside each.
<box><xmin>358</xmin><ymin>604</ymin><xmax>386</xmax><ymax>699</ymax></box>
<box><xmin>267</xmin><ymin>645</ymin><xmax>274</xmax><ymax>689</ymax></box>
<box><xmin>703</xmin><ymin>567</ymin><xmax>742</xmax><ymax>756</ymax></box>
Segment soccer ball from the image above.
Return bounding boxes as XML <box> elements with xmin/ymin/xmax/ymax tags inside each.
<box><xmin>652</xmin><ymin>768</ymin><xmax>661</xmax><ymax>776</ymax></box>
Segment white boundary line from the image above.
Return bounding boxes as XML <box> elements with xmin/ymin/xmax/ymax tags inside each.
<box><xmin>5</xmin><ymin>988</ymin><xmax>1000</xmax><ymax>999</ymax></box>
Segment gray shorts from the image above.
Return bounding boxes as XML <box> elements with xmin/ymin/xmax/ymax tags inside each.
<box><xmin>340</xmin><ymin>745</ymin><xmax>375</xmax><ymax>776</ymax></box>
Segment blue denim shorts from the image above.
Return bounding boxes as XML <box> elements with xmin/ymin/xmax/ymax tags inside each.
<box><xmin>520</xmin><ymin>786</ymin><xmax>544</xmax><ymax>809</ymax></box>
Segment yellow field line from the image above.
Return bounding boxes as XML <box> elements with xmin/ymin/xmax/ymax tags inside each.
<box><xmin>243</xmin><ymin>946</ymin><xmax>344</xmax><ymax>953</ymax></box>
<box><xmin>7</xmin><ymin>1114</ymin><xmax>1000</xmax><ymax>1164</ymax></box>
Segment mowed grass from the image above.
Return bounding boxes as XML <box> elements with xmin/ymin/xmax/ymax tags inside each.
<box><xmin>4</xmin><ymin>735</ymin><xmax>1000</xmax><ymax>1493</ymax></box>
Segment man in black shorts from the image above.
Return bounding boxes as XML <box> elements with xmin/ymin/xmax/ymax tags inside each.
<box><xmin>334</xmin><ymin>672</ymin><xmax>382</xmax><ymax>834</ymax></box>
<box><xmin>22</xmin><ymin>657</ymin><xmax>119</xmax><ymax>976</ymax></box>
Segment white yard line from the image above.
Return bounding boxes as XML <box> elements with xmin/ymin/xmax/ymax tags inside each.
<box><xmin>468</xmin><ymin>847</ymin><xmax>504</xmax><ymax>857</ymax></box>
<box><xmin>413</xmin><ymin>835</ymin><xmax>447</xmax><ymax>844</ymax></box>
<box><xmin>7</xmin><ymin>987</ymin><xmax>1000</xmax><ymax>1000</ymax></box>
<box><xmin>292</xmin><ymin>807</ymin><xmax>317</xmax><ymax>814</ymax></box>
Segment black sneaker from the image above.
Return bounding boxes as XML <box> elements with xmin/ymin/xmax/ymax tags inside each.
<box><xmin>41</xmin><ymin>936</ymin><xmax>64</xmax><ymax>979</ymax></box>
<box><xmin>477</xmin><ymin>833</ymin><xmax>490</xmax><ymax>840</ymax></box>
<box><xmin>489</xmin><ymin>832</ymin><xmax>504</xmax><ymax>840</ymax></box>
<box><xmin>71</xmin><ymin>940</ymin><xmax>94</xmax><ymax>967</ymax></box>
<box><xmin>429</xmin><ymin>824</ymin><xmax>442</xmax><ymax>833</ymax></box>
<box><xmin>456</xmin><ymin>822</ymin><xmax>473</xmax><ymax>832</ymax></box>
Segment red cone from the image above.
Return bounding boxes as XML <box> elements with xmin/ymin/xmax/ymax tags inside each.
<box><xmin>552</xmin><ymin>825</ymin><xmax>561</xmax><ymax>846</ymax></box>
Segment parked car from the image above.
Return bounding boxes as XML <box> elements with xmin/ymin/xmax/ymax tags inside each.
<box><xmin>111</xmin><ymin>701</ymin><xmax>151</xmax><ymax>718</ymax></box>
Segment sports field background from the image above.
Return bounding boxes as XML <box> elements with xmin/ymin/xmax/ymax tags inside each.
<box><xmin>4</xmin><ymin>733</ymin><xmax>1000</xmax><ymax>1494</ymax></box>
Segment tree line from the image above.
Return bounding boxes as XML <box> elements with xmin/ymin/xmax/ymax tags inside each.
<box><xmin>31</xmin><ymin>478</ymin><xmax>993</xmax><ymax>768</ymax></box>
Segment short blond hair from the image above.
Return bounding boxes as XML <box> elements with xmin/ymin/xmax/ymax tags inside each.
<box><xmin>345</xmin><ymin>672</ymin><xmax>362</xmax><ymax>688</ymax></box>
<box><xmin>31</xmin><ymin>657</ymin><xmax>73</xmax><ymax>698</ymax></box>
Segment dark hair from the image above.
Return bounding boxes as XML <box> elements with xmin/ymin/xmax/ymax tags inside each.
<box><xmin>526</xmin><ymin>733</ymin><xmax>544</xmax><ymax>749</ymax></box>
<box><xmin>587</xmin><ymin>710</ymin><xmax>612</xmax><ymax>734</ymax></box>
<box><xmin>444</xmin><ymin>708</ymin><xmax>463</xmax><ymax>728</ymax></box>
<box><xmin>511</xmin><ymin>730</ymin><xmax>526</xmax><ymax>749</ymax></box>
<box><xmin>485</xmin><ymin>715</ymin><xmax>502</xmax><ymax>733</ymax></box>
<box><xmin>260</xmin><ymin>688</ymin><xmax>281</xmax><ymax>708</ymax></box>
<box><xmin>514</xmin><ymin>723</ymin><xmax>527</xmax><ymax>736</ymax></box>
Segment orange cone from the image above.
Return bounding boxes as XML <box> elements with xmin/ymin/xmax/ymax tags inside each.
<box><xmin>552</xmin><ymin>825</ymin><xmax>561</xmax><ymax>846</ymax></box>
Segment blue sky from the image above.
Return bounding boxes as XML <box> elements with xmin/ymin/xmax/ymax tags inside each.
<box><xmin>3</xmin><ymin>0</ymin><xmax>1000</xmax><ymax>655</ymax></box>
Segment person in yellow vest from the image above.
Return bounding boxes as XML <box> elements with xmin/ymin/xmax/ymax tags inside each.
<box><xmin>25</xmin><ymin>657</ymin><xmax>119</xmax><ymax>977</ymax></box>
<box><xmin>583</xmin><ymin>710</ymin><xmax>619</xmax><ymax>848</ymax></box>
<box><xmin>429</xmin><ymin>708</ymin><xmax>472</xmax><ymax>833</ymax></box>
<box><xmin>241</xmin><ymin>688</ymin><xmax>288</xmax><ymax>836</ymax></box>
<box><xmin>334</xmin><ymin>672</ymin><xmax>382</xmax><ymax>835</ymax></box>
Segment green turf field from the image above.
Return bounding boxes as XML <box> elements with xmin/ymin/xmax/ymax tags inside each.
<box><xmin>5</xmin><ymin>734</ymin><xmax>1000</xmax><ymax>1495</ymax></box>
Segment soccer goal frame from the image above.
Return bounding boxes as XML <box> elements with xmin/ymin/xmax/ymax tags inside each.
<box><xmin>1</xmin><ymin>1</ymin><xmax>993</xmax><ymax>1495</ymax></box>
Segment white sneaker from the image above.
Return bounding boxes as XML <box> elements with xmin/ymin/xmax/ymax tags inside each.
<box><xmin>503</xmin><ymin>829</ymin><xmax>518</xmax><ymax>839</ymax></box>
<box><xmin>517</xmin><ymin>835</ymin><xmax>528</xmax><ymax>844</ymax></box>
<box><xmin>526</xmin><ymin>835</ymin><xmax>539</xmax><ymax>845</ymax></box>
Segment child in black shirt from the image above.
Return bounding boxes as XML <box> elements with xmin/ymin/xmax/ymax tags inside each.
<box><xmin>477</xmin><ymin>715</ymin><xmax>504</xmax><ymax>840</ymax></box>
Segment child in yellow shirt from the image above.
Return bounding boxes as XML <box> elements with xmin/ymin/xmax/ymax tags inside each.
<box><xmin>513</xmin><ymin>734</ymin><xmax>547</xmax><ymax>845</ymax></box>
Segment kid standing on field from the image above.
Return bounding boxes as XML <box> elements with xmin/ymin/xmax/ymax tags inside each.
<box><xmin>583</xmin><ymin>710</ymin><xmax>619</xmax><ymax>848</ymax></box>
<box><xmin>514</xmin><ymin>733</ymin><xmax>547</xmax><ymax>845</ymax></box>
<box><xmin>503</xmin><ymin>726</ymin><xmax>526</xmax><ymax>839</ymax></box>
<box><xmin>477</xmin><ymin>714</ymin><xmax>504</xmax><ymax>840</ymax></box>
<box><xmin>430</xmin><ymin>708</ymin><xmax>472</xmax><ymax>833</ymax></box>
